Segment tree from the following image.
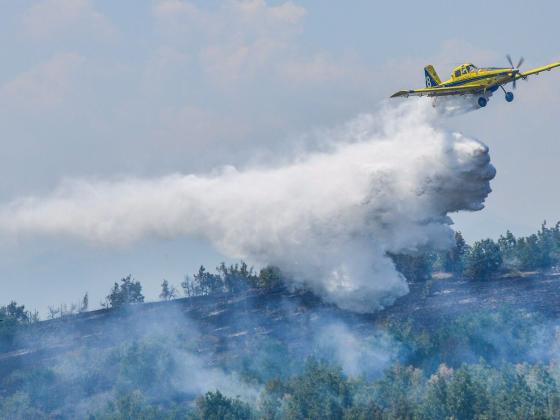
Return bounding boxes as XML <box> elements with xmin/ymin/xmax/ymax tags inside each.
<box><xmin>375</xmin><ymin>364</ymin><xmax>423</xmax><ymax>418</ymax></box>
<box><xmin>443</xmin><ymin>231</ymin><xmax>470</xmax><ymax>275</ymax></box>
<box><xmin>192</xmin><ymin>391</ymin><xmax>254</xmax><ymax>420</ymax></box>
<box><xmin>498</xmin><ymin>230</ymin><xmax>517</xmax><ymax>259</ymax></box>
<box><xmin>93</xmin><ymin>391</ymin><xmax>188</xmax><ymax>419</ymax></box>
<box><xmin>257</xmin><ymin>266</ymin><xmax>284</xmax><ymax>289</ymax></box>
<box><xmin>516</xmin><ymin>234</ymin><xmax>551</xmax><ymax>271</ymax></box>
<box><xmin>181</xmin><ymin>275</ymin><xmax>196</xmax><ymax>297</ymax></box>
<box><xmin>446</xmin><ymin>368</ymin><xmax>488</xmax><ymax>419</ymax></box>
<box><xmin>1</xmin><ymin>301</ymin><xmax>30</xmax><ymax>323</ymax></box>
<box><xmin>389</xmin><ymin>252</ymin><xmax>436</xmax><ymax>282</ymax></box>
<box><xmin>284</xmin><ymin>359</ymin><xmax>352</xmax><ymax>420</ymax></box>
<box><xmin>217</xmin><ymin>262</ymin><xmax>257</xmax><ymax>293</ymax></box>
<box><xmin>420</xmin><ymin>365</ymin><xmax>452</xmax><ymax>419</ymax></box>
<box><xmin>0</xmin><ymin>301</ymin><xmax>32</xmax><ymax>352</ymax></box>
<box><xmin>159</xmin><ymin>279</ymin><xmax>177</xmax><ymax>301</ymax></box>
<box><xmin>193</xmin><ymin>265</ymin><xmax>223</xmax><ymax>296</ymax></box>
<box><xmin>107</xmin><ymin>275</ymin><xmax>145</xmax><ymax>308</ymax></box>
<box><xmin>80</xmin><ymin>293</ymin><xmax>89</xmax><ymax>312</ymax></box>
<box><xmin>464</xmin><ymin>239</ymin><xmax>503</xmax><ymax>280</ymax></box>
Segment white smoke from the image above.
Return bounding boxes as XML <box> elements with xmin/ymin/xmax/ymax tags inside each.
<box><xmin>314</xmin><ymin>322</ymin><xmax>396</xmax><ymax>377</ymax></box>
<box><xmin>0</xmin><ymin>101</ymin><xmax>495</xmax><ymax>313</ymax></box>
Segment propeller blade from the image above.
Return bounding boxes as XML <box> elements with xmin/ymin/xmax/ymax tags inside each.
<box><xmin>513</xmin><ymin>77</ymin><xmax>516</xmax><ymax>89</ymax></box>
<box><xmin>506</xmin><ymin>54</ymin><xmax>514</xmax><ymax>68</ymax></box>
<box><xmin>517</xmin><ymin>56</ymin><xmax>524</xmax><ymax>68</ymax></box>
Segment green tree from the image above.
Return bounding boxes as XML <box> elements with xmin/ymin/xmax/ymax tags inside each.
<box><xmin>446</xmin><ymin>367</ymin><xmax>488</xmax><ymax>419</ymax></box>
<box><xmin>281</xmin><ymin>358</ymin><xmax>352</xmax><ymax>420</ymax></box>
<box><xmin>191</xmin><ymin>391</ymin><xmax>254</xmax><ymax>420</ymax></box>
<box><xmin>342</xmin><ymin>402</ymin><xmax>383</xmax><ymax>420</ymax></box>
<box><xmin>498</xmin><ymin>230</ymin><xmax>517</xmax><ymax>260</ymax></box>
<box><xmin>516</xmin><ymin>234</ymin><xmax>551</xmax><ymax>271</ymax></box>
<box><xmin>375</xmin><ymin>364</ymin><xmax>423</xmax><ymax>419</ymax></box>
<box><xmin>443</xmin><ymin>231</ymin><xmax>470</xmax><ymax>275</ymax></box>
<box><xmin>1</xmin><ymin>301</ymin><xmax>30</xmax><ymax>323</ymax></box>
<box><xmin>92</xmin><ymin>390</ymin><xmax>188</xmax><ymax>419</ymax></box>
<box><xmin>0</xmin><ymin>301</ymin><xmax>31</xmax><ymax>352</ymax></box>
<box><xmin>464</xmin><ymin>239</ymin><xmax>503</xmax><ymax>280</ymax></box>
<box><xmin>217</xmin><ymin>262</ymin><xmax>257</xmax><ymax>293</ymax></box>
<box><xmin>107</xmin><ymin>275</ymin><xmax>145</xmax><ymax>308</ymax></box>
<box><xmin>194</xmin><ymin>266</ymin><xmax>224</xmax><ymax>296</ymax></box>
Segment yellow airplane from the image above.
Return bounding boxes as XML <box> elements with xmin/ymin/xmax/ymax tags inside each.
<box><xmin>391</xmin><ymin>55</ymin><xmax>560</xmax><ymax>107</ymax></box>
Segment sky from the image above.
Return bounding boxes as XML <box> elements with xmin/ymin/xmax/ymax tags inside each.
<box><xmin>0</xmin><ymin>0</ymin><xmax>559</xmax><ymax>314</ymax></box>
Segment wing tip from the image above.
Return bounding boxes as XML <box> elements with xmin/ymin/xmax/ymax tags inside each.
<box><xmin>390</xmin><ymin>90</ymin><xmax>409</xmax><ymax>98</ymax></box>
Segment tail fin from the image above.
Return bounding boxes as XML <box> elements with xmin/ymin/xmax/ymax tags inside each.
<box><xmin>424</xmin><ymin>65</ymin><xmax>441</xmax><ymax>88</ymax></box>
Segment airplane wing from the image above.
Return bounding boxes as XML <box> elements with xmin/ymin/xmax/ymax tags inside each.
<box><xmin>391</xmin><ymin>85</ymin><xmax>482</xmax><ymax>98</ymax></box>
<box><xmin>518</xmin><ymin>61</ymin><xmax>560</xmax><ymax>78</ymax></box>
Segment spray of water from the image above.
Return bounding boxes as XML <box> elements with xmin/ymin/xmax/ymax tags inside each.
<box><xmin>0</xmin><ymin>101</ymin><xmax>495</xmax><ymax>313</ymax></box>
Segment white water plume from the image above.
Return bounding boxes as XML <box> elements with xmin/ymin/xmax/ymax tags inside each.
<box><xmin>0</xmin><ymin>101</ymin><xmax>495</xmax><ymax>313</ymax></box>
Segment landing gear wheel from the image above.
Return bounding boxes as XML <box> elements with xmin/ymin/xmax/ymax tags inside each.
<box><xmin>478</xmin><ymin>97</ymin><xmax>488</xmax><ymax>108</ymax></box>
<box><xmin>505</xmin><ymin>91</ymin><xmax>514</xmax><ymax>102</ymax></box>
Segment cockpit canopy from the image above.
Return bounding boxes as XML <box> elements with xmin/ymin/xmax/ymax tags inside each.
<box><xmin>453</xmin><ymin>63</ymin><xmax>478</xmax><ymax>78</ymax></box>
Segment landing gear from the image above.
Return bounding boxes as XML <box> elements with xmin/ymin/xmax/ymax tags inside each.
<box><xmin>478</xmin><ymin>97</ymin><xmax>488</xmax><ymax>107</ymax></box>
<box><xmin>500</xmin><ymin>85</ymin><xmax>514</xmax><ymax>102</ymax></box>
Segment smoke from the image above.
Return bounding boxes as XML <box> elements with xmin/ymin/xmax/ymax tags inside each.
<box><xmin>0</xmin><ymin>101</ymin><xmax>495</xmax><ymax>313</ymax></box>
<box><xmin>313</xmin><ymin>321</ymin><xmax>397</xmax><ymax>377</ymax></box>
<box><xmin>27</xmin><ymin>304</ymin><xmax>261</xmax><ymax>415</ymax></box>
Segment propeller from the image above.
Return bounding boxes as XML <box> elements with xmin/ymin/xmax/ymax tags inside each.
<box><xmin>506</xmin><ymin>54</ymin><xmax>524</xmax><ymax>89</ymax></box>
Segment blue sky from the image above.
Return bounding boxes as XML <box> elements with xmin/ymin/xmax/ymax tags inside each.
<box><xmin>0</xmin><ymin>0</ymin><xmax>559</xmax><ymax>313</ymax></box>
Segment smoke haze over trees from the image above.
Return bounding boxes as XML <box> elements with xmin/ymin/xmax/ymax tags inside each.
<box><xmin>2</xmin><ymin>274</ymin><xmax>560</xmax><ymax>418</ymax></box>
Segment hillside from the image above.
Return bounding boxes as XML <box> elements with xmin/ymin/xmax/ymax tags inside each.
<box><xmin>2</xmin><ymin>273</ymin><xmax>560</xmax><ymax>377</ymax></box>
<box><xmin>2</xmin><ymin>272</ymin><xmax>560</xmax><ymax>418</ymax></box>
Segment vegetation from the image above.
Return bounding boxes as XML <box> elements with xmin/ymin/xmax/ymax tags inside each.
<box><xmin>463</xmin><ymin>238</ymin><xmax>503</xmax><ymax>280</ymax></box>
<box><xmin>0</xmin><ymin>302</ymin><xmax>36</xmax><ymax>352</ymax></box>
<box><xmin>0</xmin><ymin>293</ymin><xmax>558</xmax><ymax>419</ymax></box>
<box><xmin>1</xmin><ymin>222</ymin><xmax>560</xmax><ymax>418</ymax></box>
<box><xmin>181</xmin><ymin>263</ymin><xmax>285</xmax><ymax>298</ymax></box>
<box><xmin>106</xmin><ymin>275</ymin><xmax>145</xmax><ymax>308</ymax></box>
<box><xmin>394</xmin><ymin>222</ymin><xmax>560</xmax><ymax>282</ymax></box>
<box><xmin>192</xmin><ymin>391</ymin><xmax>254</xmax><ymax>420</ymax></box>
<box><xmin>159</xmin><ymin>279</ymin><xmax>178</xmax><ymax>301</ymax></box>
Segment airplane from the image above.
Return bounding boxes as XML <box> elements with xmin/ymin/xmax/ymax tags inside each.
<box><xmin>391</xmin><ymin>55</ymin><xmax>560</xmax><ymax>107</ymax></box>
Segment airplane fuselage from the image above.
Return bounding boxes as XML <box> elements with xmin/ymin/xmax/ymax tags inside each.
<box><xmin>437</xmin><ymin>65</ymin><xmax>517</xmax><ymax>93</ymax></box>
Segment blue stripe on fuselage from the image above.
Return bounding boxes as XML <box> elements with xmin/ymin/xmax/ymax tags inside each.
<box><xmin>437</xmin><ymin>71</ymin><xmax>511</xmax><ymax>88</ymax></box>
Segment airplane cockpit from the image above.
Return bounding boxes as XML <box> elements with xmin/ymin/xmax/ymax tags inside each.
<box><xmin>452</xmin><ymin>64</ymin><xmax>478</xmax><ymax>78</ymax></box>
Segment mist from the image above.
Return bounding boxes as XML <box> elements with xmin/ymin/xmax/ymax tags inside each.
<box><xmin>0</xmin><ymin>101</ymin><xmax>495</xmax><ymax>313</ymax></box>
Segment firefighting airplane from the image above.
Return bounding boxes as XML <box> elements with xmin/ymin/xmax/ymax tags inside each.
<box><xmin>391</xmin><ymin>55</ymin><xmax>560</xmax><ymax>107</ymax></box>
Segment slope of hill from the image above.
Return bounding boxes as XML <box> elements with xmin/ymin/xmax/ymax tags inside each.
<box><xmin>2</xmin><ymin>273</ymin><xmax>560</xmax><ymax>377</ymax></box>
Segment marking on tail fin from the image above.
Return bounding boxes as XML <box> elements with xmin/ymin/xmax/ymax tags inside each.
<box><xmin>424</xmin><ymin>65</ymin><xmax>441</xmax><ymax>88</ymax></box>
